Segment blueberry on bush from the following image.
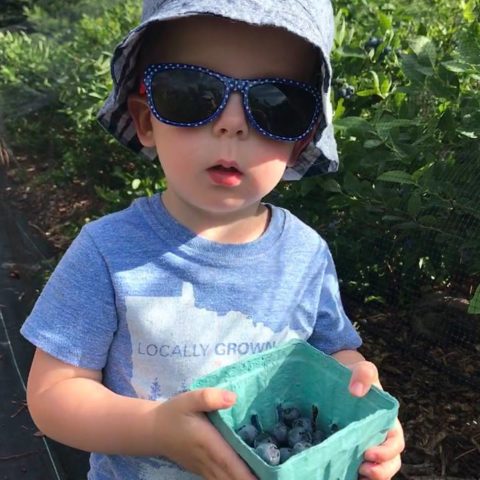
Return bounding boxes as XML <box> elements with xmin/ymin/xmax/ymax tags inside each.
<box><xmin>379</xmin><ymin>46</ymin><xmax>393</xmax><ymax>62</ymax></box>
<box><xmin>338</xmin><ymin>85</ymin><xmax>355</xmax><ymax>100</ymax></box>
<box><xmin>255</xmin><ymin>442</ymin><xmax>281</xmax><ymax>466</ymax></box>
<box><xmin>365</xmin><ymin>36</ymin><xmax>383</xmax><ymax>49</ymax></box>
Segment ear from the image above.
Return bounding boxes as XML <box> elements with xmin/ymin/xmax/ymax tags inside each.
<box><xmin>127</xmin><ymin>93</ymin><xmax>156</xmax><ymax>147</ymax></box>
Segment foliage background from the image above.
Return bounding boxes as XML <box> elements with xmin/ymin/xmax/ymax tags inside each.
<box><xmin>1</xmin><ymin>1</ymin><xmax>480</xmax><ymax>477</ymax></box>
<box><xmin>1</xmin><ymin>0</ymin><xmax>479</xmax><ymax>317</ymax></box>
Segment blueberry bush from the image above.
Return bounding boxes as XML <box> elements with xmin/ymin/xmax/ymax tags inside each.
<box><xmin>1</xmin><ymin>0</ymin><xmax>479</xmax><ymax>314</ymax></box>
<box><xmin>274</xmin><ymin>0</ymin><xmax>480</xmax><ymax>311</ymax></box>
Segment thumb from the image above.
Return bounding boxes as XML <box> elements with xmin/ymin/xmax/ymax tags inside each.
<box><xmin>176</xmin><ymin>388</ymin><xmax>237</xmax><ymax>413</ymax></box>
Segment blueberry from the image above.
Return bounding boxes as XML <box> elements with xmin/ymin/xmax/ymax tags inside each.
<box><xmin>379</xmin><ymin>46</ymin><xmax>393</xmax><ymax>61</ymax></box>
<box><xmin>236</xmin><ymin>424</ymin><xmax>258</xmax><ymax>447</ymax></box>
<box><xmin>279</xmin><ymin>406</ymin><xmax>301</xmax><ymax>426</ymax></box>
<box><xmin>365</xmin><ymin>36</ymin><xmax>382</xmax><ymax>49</ymax></box>
<box><xmin>292</xmin><ymin>417</ymin><xmax>313</xmax><ymax>432</ymax></box>
<box><xmin>288</xmin><ymin>426</ymin><xmax>312</xmax><ymax>447</ymax></box>
<box><xmin>338</xmin><ymin>85</ymin><xmax>354</xmax><ymax>100</ymax></box>
<box><xmin>254</xmin><ymin>432</ymin><xmax>276</xmax><ymax>448</ymax></box>
<box><xmin>279</xmin><ymin>447</ymin><xmax>293</xmax><ymax>463</ymax></box>
<box><xmin>255</xmin><ymin>443</ymin><xmax>281</xmax><ymax>466</ymax></box>
<box><xmin>271</xmin><ymin>422</ymin><xmax>289</xmax><ymax>445</ymax></box>
<box><xmin>292</xmin><ymin>441</ymin><xmax>312</xmax><ymax>454</ymax></box>
<box><xmin>312</xmin><ymin>429</ymin><xmax>326</xmax><ymax>445</ymax></box>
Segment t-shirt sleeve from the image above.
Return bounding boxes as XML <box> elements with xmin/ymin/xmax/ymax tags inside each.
<box><xmin>308</xmin><ymin>246</ymin><xmax>362</xmax><ymax>354</ymax></box>
<box><xmin>20</xmin><ymin>226</ymin><xmax>118</xmax><ymax>370</ymax></box>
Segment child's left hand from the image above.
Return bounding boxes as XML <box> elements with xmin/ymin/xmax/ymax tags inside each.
<box><xmin>347</xmin><ymin>359</ymin><xmax>405</xmax><ymax>480</ymax></box>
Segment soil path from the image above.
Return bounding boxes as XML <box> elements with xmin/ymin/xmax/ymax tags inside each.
<box><xmin>0</xmin><ymin>170</ymin><xmax>89</xmax><ymax>479</ymax></box>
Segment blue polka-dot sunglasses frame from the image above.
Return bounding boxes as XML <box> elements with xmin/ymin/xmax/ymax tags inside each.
<box><xmin>142</xmin><ymin>63</ymin><xmax>323</xmax><ymax>142</ymax></box>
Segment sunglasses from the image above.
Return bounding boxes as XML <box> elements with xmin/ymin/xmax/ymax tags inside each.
<box><xmin>141</xmin><ymin>63</ymin><xmax>323</xmax><ymax>142</ymax></box>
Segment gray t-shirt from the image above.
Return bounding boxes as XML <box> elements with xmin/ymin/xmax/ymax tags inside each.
<box><xmin>21</xmin><ymin>193</ymin><xmax>361</xmax><ymax>479</ymax></box>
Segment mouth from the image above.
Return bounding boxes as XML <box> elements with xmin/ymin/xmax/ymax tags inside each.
<box><xmin>207</xmin><ymin>162</ymin><xmax>243</xmax><ymax>187</ymax></box>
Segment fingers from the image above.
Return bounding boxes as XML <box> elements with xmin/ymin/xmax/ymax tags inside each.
<box><xmin>348</xmin><ymin>360</ymin><xmax>379</xmax><ymax>397</ymax></box>
<box><xmin>175</xmin><ymin>388</ymin><xmax>237</xmax><ymax>413</ymax></box>
<box><xmin>358</xmin><ymin>455</ymin><xmax>402</xmax><ymax>480</ymax></box>
<box><xmin>364</xmin><ymin>420</ymin><xmax>405</xmax><ymax>463</ymax></box>
<box><xmin>360</xmin><ymin>419</ymin><xmax>404</xmax><ymax>480</ymax></box>
<box><xmin>185</xmin><ymin>418</ymin><xmax>256</xmax><ymax>480</ymax></box>
<box><xmin>200</xmin><ymin>437</ymin><xmax>257</xmax><ymax>480</ymax></box>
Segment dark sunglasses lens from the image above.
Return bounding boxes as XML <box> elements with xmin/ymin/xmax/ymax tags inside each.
<box><xmin>248</xmin><ymin>83</ymin><xmax>318</xmax><ymax>138</ymax></box>
<box><xmin>151</xmin><ymin>69</ymin><xmax>224</xmax><ymax>123</ymax></box>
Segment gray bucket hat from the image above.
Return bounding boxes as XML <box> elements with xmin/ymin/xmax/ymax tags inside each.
<box><xmin>97</xmin><ymin>0</ymin><xmax>338</xmax><ymax>180</ymax></box>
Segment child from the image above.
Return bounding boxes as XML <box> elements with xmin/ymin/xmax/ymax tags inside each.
<box><xmin>21</xmin><ymin>1</ymin><xmax>404</xmax><ymax>479</ymax></box>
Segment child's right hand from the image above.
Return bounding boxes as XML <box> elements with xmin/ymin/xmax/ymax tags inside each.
<box><xmin>156</xmin><ymin>388</ymin><xmax>256</xmax><ymax>480</ymax></box>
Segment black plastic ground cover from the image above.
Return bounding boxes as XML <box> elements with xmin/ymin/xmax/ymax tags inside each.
<box><xmin>0</xmin><ymin>171</ymin><xmax>89</xmax><ymax>479</ymax></box>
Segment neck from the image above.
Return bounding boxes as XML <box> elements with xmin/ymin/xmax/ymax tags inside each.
<box><xmin>160</xmin><ymin>192</ymin><xmax>270</xmax><ymax>244</ymax></box>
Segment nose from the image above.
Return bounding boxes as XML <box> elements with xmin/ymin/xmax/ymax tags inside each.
<box><xmin>211</xmin><ymin>92</ymin><xmax>249</xmax><ymax>139</ymax></box>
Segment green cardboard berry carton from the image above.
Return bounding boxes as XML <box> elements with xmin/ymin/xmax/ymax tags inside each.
<box><xmin>189</xmin><ymin>339</ymin><xmax>399</xmax><ymax>480</ymax></box>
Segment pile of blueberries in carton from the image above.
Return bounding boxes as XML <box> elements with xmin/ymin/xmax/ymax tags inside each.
<box><xmin>236</xmin><ymin>404</ymin><xmax>340</xmax><ymax>466</ymax></box>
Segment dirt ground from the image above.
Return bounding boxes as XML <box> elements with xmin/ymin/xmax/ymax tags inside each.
<box><xmin>3</xmin><ymin>154</ymin><xmax>480</xmax><ymax>479</ymax></box>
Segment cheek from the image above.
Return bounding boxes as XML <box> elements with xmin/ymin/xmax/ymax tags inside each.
<box><xmin>250</xmin><ymin>139</ymin><xmax>296</xmax><ymax>168</ymax></box>
<box><xmin>152</xmin><ymin>124</ymin><xmax>203</xmax><ymax>164</ymax></box>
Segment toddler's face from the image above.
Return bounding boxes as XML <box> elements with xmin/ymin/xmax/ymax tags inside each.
<box><xmin>130</xmin><ymin>15</ymin><xmax>316</xmax><ymax>224</ymax></box>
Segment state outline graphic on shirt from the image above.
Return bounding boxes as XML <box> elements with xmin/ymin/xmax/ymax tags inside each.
<box><xmin>126</xmin><ymin>281</ymin><xmax>305</xmax><ymax>401</ymax></box>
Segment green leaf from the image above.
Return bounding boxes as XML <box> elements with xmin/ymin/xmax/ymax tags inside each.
<box><xmin>343</xmin><ymin>171</ymin><xmax>362</xmax><ymax>196</ymax></box>
<box><xmin>458</xmin><ymin>130</ymin><xmax>478</xmax><ymax>139</ymax></box>
<box><xmin>393</xmin><ymin>222</ymin><xmax>418</xmax><ymax>230</ymax></box>
<box><xmin>337</xmin><ymin>46</ymin><xmax>366</xmax><ymax>58</ymax></box>
<box><xmin>468</xmin><ymin>285</ymin><xmax>480</xmax><ymax>314</ymax></box>
<box><xmin>418</xmin><ymin>215</ymin><xmax>437</xmax><ymax>226</ymax></box>
<box><xmin>370</xmin><ymin>70</ymin><xmax>381</xmax><ymax>96</ymax></box>
<box><xmin>321</xmin><ymin>178</ymin><xmax>343</xmax><ymax>193</ymax></box>
<box><xmin>409</xmin><ymin>36</ymin><xmax>437</xmax><ymax>66</ymax></box>
<box><xmin>363</xmin><ymin>139</ymin><xmax>384</xmax><ymax>149</ymax></box>
<box><xmin>407</xmin><ymin>191</ymin><xmax>422</xmax><ymax>217</ymax></box>
<box><xmin>375</xmin><ymin>118</ymin><xmax>414</xmax><ymax>140</ymax></box>
<box><xmin>457</xmin><ymin>31</ymin><xmax>480</xmax><ymax>66</ymax></box>
<box><xmin>356</xmin><ymin>89</ymin><xmax>378</xmax><ymax>97</ymax></box>
<box><xmin>334</xmin><ymin>97</ymin><xmax>346</xmax><ymax>119</ymax></box>
<box><xmin>412</xmin><ymin>162</ymin><xmax>434</xmax><ymax>182</ymax></box>
<box><xmin>334</xmin><ymin>117</ymin><xmax>373</xmax><ymax>135</ymax></box>
<box><xmin>463</xmin><ymin>0</ymin><xmax>477</xmax><ymax>22</ymax></box>
<box><xmin>378</xmin><ymin>170</ymin><xmax>417</xmax><ymax>185</ymax></box>
<box><xmin>378</xmin><ymin>12</ymin><xmax>393</xmax><ymax>32</ymax></box>
<box><xmin>401</xmin><ymin>55</ymin><xmax>434</xmax><ymax>84</ymax></box>
<box><xmin>131</xmin><ymin>178</ymin><xmax>141</xmax><ymax>190</ymax></box>
<box><xmin>335</xmin><ymin>13</ymin><xmax>346</xmax><ymax>47</ymax></box>
<box><xmin>382</xmin><ymin>215</ymin><xmax>406</xmax><ymax>221</ymax></box>
<box><xmin>441</xmin><ymin>60</ymin><xmax>471</xmax><ymax>73</ymax></box>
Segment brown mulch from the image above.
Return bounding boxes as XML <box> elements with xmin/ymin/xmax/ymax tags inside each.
<box><xmin>2</xmin><ymin>154</ymin><xmax>480</xmax><ymax>479</ymax></box>
<box><xmin>4</xmin><ymin>153</ymin><xmax>103</xmax><ymax>252</ymax></box>
<box><xmin>358</xmin><ymin>318</ymin><xmax>480</xmax><ymax>479</ymax></box>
